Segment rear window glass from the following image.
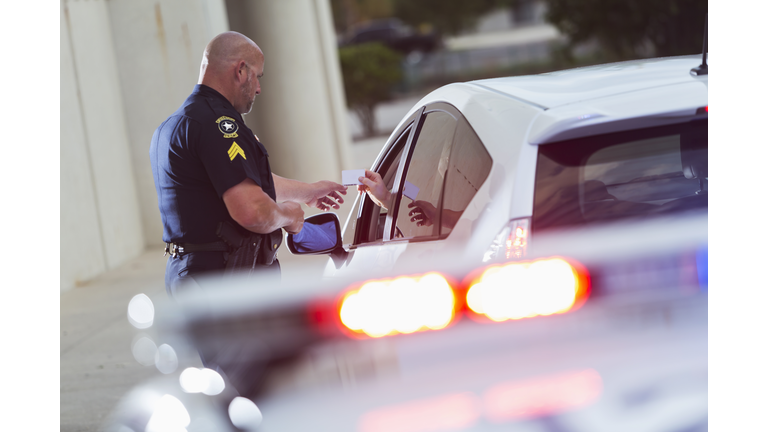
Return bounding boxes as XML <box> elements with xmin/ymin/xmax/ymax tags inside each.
<box><xmin>533</xmin><ymin>120</ymin><xmax>707</xmax><ymax>233</ymax></box>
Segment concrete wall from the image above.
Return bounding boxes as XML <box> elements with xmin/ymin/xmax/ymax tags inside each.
<box><xmin>61</xmin><ymin>0</ymin><xmax>352</xmax><ymax>291</ymax></box>
<box><xmin>61</xmin><ymin>0</ymin><xmax>145</xmax><ymax>290</ymax></box>
<box><xmin>107</xmin><ymin>0</ymin><xmax>229</xmax><ymax>248</ymax></box>
<box><xmin>226</xmin><ymin>0</ymin><xmax>353</xmax><ymax>181</ymax></box>
<box><xmin>61</xmin><ymin>2</ymin><xmax>107</xmax><ymax>288</ymax></box>
<box><xmin>60</xmin><ymin>0</ymin><xmax>229</xmax><ymax>291</ymax></box>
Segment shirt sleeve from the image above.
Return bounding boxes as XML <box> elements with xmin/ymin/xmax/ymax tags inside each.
<box><xmin>195</xmin><ymin>116</ymin><xmax>267</xmax><ymax>198</ymax></box>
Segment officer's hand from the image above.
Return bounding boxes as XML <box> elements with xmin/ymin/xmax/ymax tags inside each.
<box><xmin>283</xmin><ymin>202</ymin><xmax>305</xmax><ymax>234</ymax></box>
<box><xmin>307</xmin><ymin>181</ymin><xmax>347</xmax><ymax>211</ymax></box>
<box><xmin>358</xmin><ymin>170</ymin><xmax>391</xmax><ymax>210</ymax></box>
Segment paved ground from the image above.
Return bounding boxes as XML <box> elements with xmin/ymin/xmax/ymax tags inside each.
<box><xmin>60</xmin><ymin>134</ymin><xmax>391</xmax><ymax>431</ymax></box>
<box><xmin>61</xmin><ymin>251</ymin><xmax>169</xmax><ymax>432</ymax></box>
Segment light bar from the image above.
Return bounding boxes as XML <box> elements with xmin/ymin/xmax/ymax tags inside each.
<box><xmin>465</xmin><ymin>257</ymin><xmax>589</xmax><ymax>322</ymax></box>
<box><xmin>339</xmin><ymin>273</ymin><xmax>456</xmax><ymax>338</ymax></box>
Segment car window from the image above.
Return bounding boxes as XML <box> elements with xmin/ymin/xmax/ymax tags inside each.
<box><xmin>345</xmin><ymin>124</ymin><xmax>410</xmax><ymax>246</ymax></box>
<box><xmin>348</xmin><ymin>103</ymin><xmax>492</xmax><ymax>247</ymax></box>
<box><xmin>440</xmin><ymin>117</ymin><xmax>493</xmax><ymax>237</ymax></box>
<box><xmin>532</xmin><ymin>120</ymin><xmax>708</xmax><ymax>233</ymax></box>
<box><xmin>392</xmin><ymin>110</ymin><xmax>457</xmax><ymax>240</ymax></box>
<box><xmin>373</xmin><ymin>145</ymin><xmax>404</xmax><ymax>240</ymax></box>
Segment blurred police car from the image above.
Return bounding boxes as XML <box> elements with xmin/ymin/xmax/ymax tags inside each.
<box><xmin>291</xmin><ymin>54</ymin><xmax>707</xmax><ymax>282</ymax></box>
<box><xmin>106</xmin><ymin>210</ymin><xmax>707</xmax><ymax>432</ymax></box>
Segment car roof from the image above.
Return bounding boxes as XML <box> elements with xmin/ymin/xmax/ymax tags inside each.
<box><xmin>381</xmin><ymin>54</ymin><xmax>707</xmax><ymax>172</ymax></box>
<box><xmin>397</xmin><ymin>54</ymin><xmax>708</xmax><ymax>148</ymax></box>
<box><xmin>467</xmin><ymin>54</ymin><xmax>707</xmax><ymax>110</ymax></box>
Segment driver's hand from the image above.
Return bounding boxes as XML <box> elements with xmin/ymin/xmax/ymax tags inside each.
<box><xmin>358</xmin><ymin>170</ymin><xmax>391</xmax><ymax>210</ymax></box>
<box><xmin>408</xmin><ymin>200</ymin><xmax>436</xmax><ymax>227</ymax></box>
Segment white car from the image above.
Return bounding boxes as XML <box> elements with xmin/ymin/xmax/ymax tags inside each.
<box><xmin>290</xmin><ymin>54</ymin><xmax>708</xmax><ymax>280</ymax></box>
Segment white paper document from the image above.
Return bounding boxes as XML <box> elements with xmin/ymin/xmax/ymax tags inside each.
<box><xmin>342</xmin><ymin>169</ymin><xmax>366</xmax><ymax>186</ymax></box>
<box><xmin>402</xmin><ymin>180</ymin><xmax>419</xmax><ymax>200</ymax></box>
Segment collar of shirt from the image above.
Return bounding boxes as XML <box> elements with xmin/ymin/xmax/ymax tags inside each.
<box><xmin>192</xmin><ymin>84</ymin><xmax>240</xmax><ymax>116</ymax></box>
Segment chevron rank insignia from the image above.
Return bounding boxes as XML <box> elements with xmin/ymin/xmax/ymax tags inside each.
<box><xmin>228</xmin><ymin>142</ymin><xmax>246</xmax><ymax>161</ymax></box>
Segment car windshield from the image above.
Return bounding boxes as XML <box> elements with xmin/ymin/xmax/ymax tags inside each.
<box><xmin>532</xmin><ymin>119</ymin><xmax>707</xmax><ymax>233</ymax></box>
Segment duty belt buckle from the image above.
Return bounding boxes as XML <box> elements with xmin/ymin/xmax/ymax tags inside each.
<box><xmin>165</xmin><ymin>243</ymin><xmax>182</xmax><ymax>258</ymax></box>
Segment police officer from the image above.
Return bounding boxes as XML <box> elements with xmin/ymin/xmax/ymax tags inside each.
<box><xmin>150</xmin><ymin>31</ymin><xmax>347</xmax><ymax>297</ymax></box>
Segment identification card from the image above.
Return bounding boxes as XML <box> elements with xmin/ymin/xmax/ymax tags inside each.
<box><xmin>342</xmin><ymin>169</ymin><xmax>366</xmax><ymax>186</ymax></box>
<box><xmin>402</xmin><ymin>180</ymin><xmax>419</xmax><ymax>200</ymax></box>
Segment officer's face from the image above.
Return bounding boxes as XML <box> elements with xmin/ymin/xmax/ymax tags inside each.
<box><xmin>239</xmin><ymin>57</ymin><xmax>263</xmax><ymax>114</ymax></box>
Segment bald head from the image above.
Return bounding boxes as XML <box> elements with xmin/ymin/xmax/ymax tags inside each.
<box><xmin>202</xmin><ymin>32</ymin><xmax>262</xmax><ymax>74</ymax></box>
<box><xmin>199</xmin><ymin>31</ymin><xmax>264</xmax><ymax>114</ymax></box>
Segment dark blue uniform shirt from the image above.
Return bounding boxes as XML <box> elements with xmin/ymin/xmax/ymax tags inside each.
<box><xmin>150</xmin><ymin>84</ymin><xmax>276</xmax><ymax>244</ymax></box>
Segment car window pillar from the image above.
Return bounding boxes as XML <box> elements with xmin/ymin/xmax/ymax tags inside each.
<box><xmin>385</xmin><ymin>106</ymin><xmax>426</xmax><ymax>241</ymax></box>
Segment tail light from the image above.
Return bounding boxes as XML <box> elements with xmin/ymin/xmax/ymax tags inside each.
<box><xmin>483</xmin><ymin>218</ymin><xmax>529</xmax><ymax>262</ymax></box>
<box><xmin>464</xmin><ymin>257</ymin><xmax>590</xmax><ymax>322</ymax></box>
<box><xmin>338</xmin><ymin>273</ymin><xmax>457</xmax><ymax>338</ymax></box>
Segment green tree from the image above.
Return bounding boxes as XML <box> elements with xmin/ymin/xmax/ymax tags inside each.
<box><xmin>331</xmin><ymin>0</ymin><xmax>395</xmax><ymax>34</ymax></box>
<box><xmin>339</xmin><ymin>43</ymin><xmax>403</xmax><ymax>137</ymax></box>
<box><xmin>544</xmin><ymin>0</ymin><xmax>707</xmax><ymax>61</ymax></box>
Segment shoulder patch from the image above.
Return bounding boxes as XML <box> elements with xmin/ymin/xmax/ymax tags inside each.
<box><xmin>228</xmin><ymin>142</ymin><xmax>246</xmax><ymax>161</ymax></box>
<box><xmin>216</xmin><ymin>116</ymin><xmax>239</xmax><ymax>138</ymax></box>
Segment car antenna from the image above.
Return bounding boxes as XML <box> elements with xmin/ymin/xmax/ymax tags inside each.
<box><xmin>690</xmin><ymin>14</ymin><xmax>708</xmax><ymax>76</ymax></box>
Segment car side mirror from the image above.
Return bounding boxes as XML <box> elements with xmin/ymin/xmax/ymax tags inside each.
<box><xmin>286</xmin><ymin>213</ymin><xmax>342</xmax><ymax>255</ymax></box>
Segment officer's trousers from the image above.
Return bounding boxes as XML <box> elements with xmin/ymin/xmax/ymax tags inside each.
<box><xmin>165</xmin><ymin>251</ymin><xmax>282</xmax><ymax>296</ymax></box>
<box><xmin>164</xmin><ymin>250</ymin><xmax>281</xmax><ymax>398</ymax></box>
<box><xmin>164</xmin><ymin>251</ymin><xmax>227</xmax><ymax>297</ymax></box>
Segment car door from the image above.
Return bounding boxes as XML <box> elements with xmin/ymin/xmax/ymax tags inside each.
<box><xmin>326</xmin><ymin>102</ymin><xmax>492</xmax><ymax>278</ymax></box>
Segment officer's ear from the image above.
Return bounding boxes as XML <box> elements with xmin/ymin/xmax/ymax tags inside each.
<box><xmin>235</xmin><ymin>61</ymin><xmax>248</xmax><ymax>83</ymax></box>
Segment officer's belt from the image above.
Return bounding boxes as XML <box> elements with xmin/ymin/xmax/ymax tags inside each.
<box><xmin>165</xmin><ymin>241</ymin><xmax>229</xmax><ymax>257</ymax></box>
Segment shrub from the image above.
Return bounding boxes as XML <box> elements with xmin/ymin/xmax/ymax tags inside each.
<box><xmin>339</xmin><ymin>43</ymin><xmax>403</xmax><ymax>137</ymax></box>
